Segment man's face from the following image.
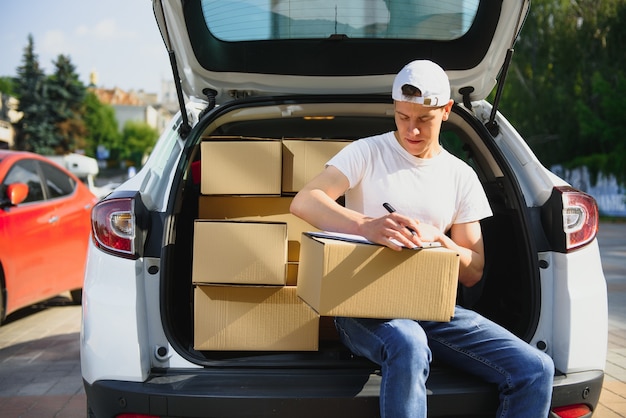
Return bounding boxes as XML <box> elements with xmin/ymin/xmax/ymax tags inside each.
<box><xmin>393</xmin><ymin>99</ymin><xmax>452</xmax><ymax>158</ymax></box>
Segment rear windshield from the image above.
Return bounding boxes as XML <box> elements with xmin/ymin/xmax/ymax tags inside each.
<box><xmin>202</xmin><ymin>0</ymin><xmax>480</xmax><ymax>41</ymax></box>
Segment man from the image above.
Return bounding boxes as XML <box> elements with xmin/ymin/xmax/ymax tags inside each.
<box><xmin>290</xmin><ymin>60</ymin><xmax>554</xmax><ymax>417</ymax></box>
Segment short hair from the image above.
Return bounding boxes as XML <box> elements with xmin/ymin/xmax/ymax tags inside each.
<box><xmin>399</xmin><ymin>83</ymin><xmax>448</xmax><ymax>108</ymax></box>
<box><xmin>401</xmin><ymin>84</ymin><xmax>422</xmax><ymax>97</ymax></box>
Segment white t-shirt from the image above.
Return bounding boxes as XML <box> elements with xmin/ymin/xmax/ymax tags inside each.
<box><xmin>326</xmin><ymin>131</ymin><xmax>493</xmax><ymax>233</ymax></box>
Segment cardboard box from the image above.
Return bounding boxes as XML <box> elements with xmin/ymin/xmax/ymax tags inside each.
<box><xmin>201</xmin><ymin>140</ymin><xmax>282</xmax><ymax>195</ymax></box>
<box><xmin>297</xmin><ymin>233</ymin><xmax>460</xmax><ymax>321</ymax></box>
<box><xmin>198</xmin><ymin>195</ymin><xmax>319</xmax><ymax>261</ymax></box>
<box><xmin>194</xmin><ymin>285</ymin><xmax>319</xmax><ymax>351</ymax></box>
<box><xmin>192</xmin><ymin>220</ymin><xmax>287</xmax><ymax>285</ymax></box>
<box><xmin>286</xmin><ymin>262</ymin><xmax>298</xmax><ymax>286</ymax></box>
<box><xmin>282</xmin><ymin>139</ymin><xmax>350</xmax><ymax>193</ymax></box>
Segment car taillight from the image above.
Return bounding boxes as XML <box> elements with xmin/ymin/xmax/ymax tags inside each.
<box><xmin>542</xmin><ymin>186</ymin><xmax>599</xmax><ymax>253</ymax></box>
<box><xmin>91</xmin><ymin>197</ymin><xmax>137</xmax><ymax>259</ymax></box>
<box><xmin>551</xmin><ymin>403</ymin><xmax>592</xmax><ymax>418</ymax></box>
<box><xmin>558</xmin><ymin>186</ymin><xmax>599</xmax><ymax>251</ymax></box>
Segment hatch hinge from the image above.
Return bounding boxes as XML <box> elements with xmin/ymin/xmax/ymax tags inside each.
<box><xmin>198</xmin><ymin>88</ymin><xmax>218</xmax><ymax>120</ymax></box>
<box><xmin>459</xmin><ymin>87</ymin><xmax>475</xmax><ymax>111</ymax></box>
<box><xmin>168</xmin><ymin>50</ymin><xmax>191</xmax><ymax>139</ymax></box>
<box><xmin>485</xmin><ymin>48</ymin><xmax>515</xmax><ymax>137</ymax></box>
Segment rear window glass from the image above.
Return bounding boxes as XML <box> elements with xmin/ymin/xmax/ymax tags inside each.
<box><xmin>202</xmin><ymin>0</ymin><xmax>480</xmax><ymax>41</ymax></box>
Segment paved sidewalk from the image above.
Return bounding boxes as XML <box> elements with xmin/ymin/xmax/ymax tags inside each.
<box><xmin>0</xmin><ymin>298</ymin><xmax>84</xmax><ymax>418</ymax></box>
<box><xmin>594</xmin><ymin>222</ymin><xmax>626</xmax><ymax>417</ymax></box>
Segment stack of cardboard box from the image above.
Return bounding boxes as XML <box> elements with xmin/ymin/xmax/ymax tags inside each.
<box><xmin>193</xmin><ymin>137</ymin><xmax>350</xmax><ymax>351</ymax></box>
<box><xmin>193</xmin><ymin>136</ymin><xmax>460</xmax><ymax>352</ymax></box>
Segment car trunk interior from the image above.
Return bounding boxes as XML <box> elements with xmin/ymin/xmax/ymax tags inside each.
<box><xmin>162</xmin><ymin>97</ymin><xmax>539</xmax><ymax>369</ymax></box>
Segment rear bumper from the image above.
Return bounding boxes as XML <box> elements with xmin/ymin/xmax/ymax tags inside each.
<box><xmin>549</xmin><ymin>370</ymin><xmax>604</xmax><ymax>417</ymax></box>
<box><xmin>84</xmin><ymin>368</ymin><xmax>603</xmax><ymax>417</ymax></box>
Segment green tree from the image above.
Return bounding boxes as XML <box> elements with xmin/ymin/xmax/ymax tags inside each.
<box><xmin>13</xmin><ymin>34</ymin><xmax>56</xmax><ymax>153</ymax></box>
<box><xmin>48</xmin><ymin>54</ymin><xmax>87</xmax><ymax>154</ymax></box>
<box><xmin>0</xmin><ymin>77</ymin><xmax>14</xmax><ymax>95</ymax></box>
<box><xmin>500</xmin><ymin>0</ymin><xmax>626</xmax><ymax>184</ymax></box>
<box><xmin>82</xmin><ymin>91</ymin><xmax>121</xmax><ymax>162</ymax></box>
<box><xmin>120</xmin><ymin>120</ymin><xmax>158</xmax><ymax>168</ymax></box>
<box><xmin>569</xmin><ymin>2</ymin><xmax>626</xmax><ymax>185</ymax></box>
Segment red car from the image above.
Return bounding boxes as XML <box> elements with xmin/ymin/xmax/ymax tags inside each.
<box><xmin>0</xmin><ymin>150</ymin><xmax>97</xmax><ymax>322</ymax></box>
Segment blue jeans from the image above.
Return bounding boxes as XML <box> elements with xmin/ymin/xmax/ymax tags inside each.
<box><xmin>335</xmin><ymin>306</ymin><xmax>554</xmax><ymax>418</ymax></box>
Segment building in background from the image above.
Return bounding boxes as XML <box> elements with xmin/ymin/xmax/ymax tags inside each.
<box><xmin>0</xmin><ymin>120</ymin><xmax>12</xmax><ymax>149</ymax></box>
<box><xmin>89</xmin><ymin>70</ymin><xmax>175</xmax><ymax>134</ymax></box>
<box><xmin>0</xmin><ymin>93</ymin><xmax>22</xmax><ymax>149</ymax></box>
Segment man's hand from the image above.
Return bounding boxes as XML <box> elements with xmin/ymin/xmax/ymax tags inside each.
<box><xmin>360</xmin><ymin>213</ymin><xmax>442</xmax><ymax>251</ymax></box>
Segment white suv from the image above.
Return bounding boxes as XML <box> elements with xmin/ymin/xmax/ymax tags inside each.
<box><xmin>81</xmin><ymin>1</ymin><xmax>608</xmax><ymax>417</ymax></box>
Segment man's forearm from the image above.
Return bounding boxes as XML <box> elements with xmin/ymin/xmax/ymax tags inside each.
<box><xmin>291</xmin><ymin>189</ymin><xmax>366</xmax><ymax>235</ymax></box>
<box><xmin>438</xmin><ymin>233</ymin><xmax>484</xmax><ymax>287</ymax></box>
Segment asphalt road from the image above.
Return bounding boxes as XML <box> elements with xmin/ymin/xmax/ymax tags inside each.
<box><xmin>0</xmin><ymin>222</ymin><xmax>624</xmax><ymax>417</ymax></box>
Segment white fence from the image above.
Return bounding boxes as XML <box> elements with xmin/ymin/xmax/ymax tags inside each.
<box><xmin>552</xmin><ymin>165</ymin><xmax>626</xmax><ymax>217</ymax></box>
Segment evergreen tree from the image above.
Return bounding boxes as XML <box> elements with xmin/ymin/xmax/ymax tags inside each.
<box><xmin>13</xmin><ymin>34</ymin><xmax>55</xmax><ymax>153</ymax></box>
<box><xmin>48</xmin><ymin>54</ymin><xmax>87</xmax><ymax>154</ymax></box>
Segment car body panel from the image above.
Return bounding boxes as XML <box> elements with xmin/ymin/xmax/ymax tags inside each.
<box><xmin>81</xmin><ymin>241</ymin><xmax>152</xmax><ymax>383</ymax></box>
<box><xmin>80</xmin><ymin>250</ymin><xmax>198</xmax><ymax>385</ymax></box>
<box><xmin>1</xmin><ymin>196</ymin><xmax>58</xmax><ymax>312</ymax></box>
<box><xmin>468</xmin><ymin>102</ymin><xmax>570</xmax><ymax>206</ymax></box>
<box><xmin>0</xmin><ymin>150</ymin><xmax>97</xmax><ymax>318</ymax></box>
<box><xmin>550</xmin><ymin>241</ymin><xmax>608</xmax><ymax>373</ymax></box>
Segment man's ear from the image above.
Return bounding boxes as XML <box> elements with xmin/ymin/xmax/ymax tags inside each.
<box><xmin>442</xmin><ymin>100</ymin><xmax>454</xmax><ymax>121</ymax></box>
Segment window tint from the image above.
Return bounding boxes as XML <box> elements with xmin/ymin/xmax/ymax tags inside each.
<box><xmin>40</xmin><ymin>161</ymin><xmax>75</xmax><ymax>198</ymax></box>
<box><xmin>2</xmin><ymin>159</ymin><xmax>45</xmax><ymax>203</ymax></box>
<box><xmin>202</xmin><ymin>0</ymin><xmax>479</xmax><ymax>41</ymax></box>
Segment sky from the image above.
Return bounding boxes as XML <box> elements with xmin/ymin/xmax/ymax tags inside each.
<box><xmin>0</xmin><ymin>0</ymin><xmax>172</xmax><ymax>96</ymax></box>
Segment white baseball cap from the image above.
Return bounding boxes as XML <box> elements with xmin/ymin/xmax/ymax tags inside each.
<box><xmin>392</xmin><ymin>60</ymin><xmax>451</xmax><ymax>107</ymax></box>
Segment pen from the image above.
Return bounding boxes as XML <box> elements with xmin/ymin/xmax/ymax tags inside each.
<box><xmin>383</xmin><ymin>203</ymin><xmax>416</xmax><ymax>235</ymax></box>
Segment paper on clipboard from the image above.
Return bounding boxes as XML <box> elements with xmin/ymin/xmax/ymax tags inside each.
<box><xmin>305</xmin><ymin>231</ymin><xmax>442</xmax><ymax>250</ymax></box>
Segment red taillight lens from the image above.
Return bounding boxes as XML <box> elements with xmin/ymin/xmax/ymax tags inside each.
<box><xmin>557</xmin><ymin>186</ymin><xmax>599</xmax><ymax>251</ymax></box>
<box><xmin>552</xmin><ymin>403</ymin><xmax>592</xmax><ymax>418</ymax></box>
<box><xmin>91</xmin><ymin>197</ymin><xmax>136</xmax><ymax>258</ymax></box>
<box><xmin>543</xmin><ymin>186</ymin><xmax>600</xmax><ymax>253</ymax></box>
